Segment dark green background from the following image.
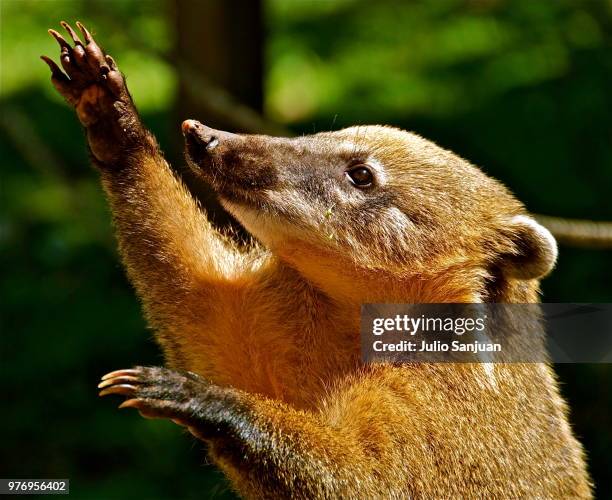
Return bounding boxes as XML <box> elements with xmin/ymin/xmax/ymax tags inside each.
<box><xmin>1</xmin><ymin>0</ymin><xmax>610</xmax><ymax>498</ymax></box>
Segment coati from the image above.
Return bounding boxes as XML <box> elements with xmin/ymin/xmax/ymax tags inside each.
<box><xmin>43</xmin><ymin>22</ymin><xmax>592</xmax><ymax>499</ymax></box>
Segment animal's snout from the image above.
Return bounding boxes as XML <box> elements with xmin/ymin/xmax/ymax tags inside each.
<box><xmin>182</xmin><ymin>120</ymin><xmax>236</xmax><ymax>151</ymax></box>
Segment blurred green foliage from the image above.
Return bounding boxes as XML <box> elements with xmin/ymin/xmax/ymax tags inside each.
<box><xmin>1</xmin><ymin>0</ymin><xmax>611</xmax><ymax>498</ymax></box>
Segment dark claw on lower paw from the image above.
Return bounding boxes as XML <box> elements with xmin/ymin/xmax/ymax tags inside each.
<box><xmin>98</xmin><ymin>366</ymin><xmax>204</xmax><ymax>422</ymax></box>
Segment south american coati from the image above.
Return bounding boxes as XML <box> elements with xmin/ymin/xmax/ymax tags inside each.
<box><xmin>43</xmin><ymin>23</ymin><xmax>592</xmax><ymax>499</ymax></box>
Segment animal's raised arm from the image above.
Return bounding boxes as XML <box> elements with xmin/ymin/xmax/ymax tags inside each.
<box><xmin>42</xmin><ymin>23</ymin><xmax>253</xmax><ymax>354</ymax></box>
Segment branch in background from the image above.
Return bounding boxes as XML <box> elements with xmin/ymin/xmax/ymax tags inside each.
<box><xmin>177</xmin><ymin>62</ymin><xmax>290</xmax><ymax>137</ymax></box>
<box><xmin>0</xmin><ymin>105</ymin><xmax>65</xmax><ymax>179</ymax></box>
<box><xmin>535</xmin><ymin>215</ymin><xmax>612</xmax><ymax>249</ymax></box>
<box><xmin>88</xmin><ymin>17</ymin><xmax>287</xmax><ymax>137</ymax></box>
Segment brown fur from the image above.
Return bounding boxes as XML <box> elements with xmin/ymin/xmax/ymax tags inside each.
<box><xmin>44</xmin><ymin>23</ymin><xmax>591</xmax><ymax>499</ymax></box>
<box><xmin>102</xmin><ymin>128</ymin><xmax>592</xmax><ymax>499</ymax></box>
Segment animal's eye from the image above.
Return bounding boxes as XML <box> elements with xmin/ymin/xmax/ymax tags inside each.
<box><xmin>346</xmin><ymin>165</ymin><xmax>374</xmax><ymax>187</ymax></box>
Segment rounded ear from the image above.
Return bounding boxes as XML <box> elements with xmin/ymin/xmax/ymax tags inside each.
<box><xmin>500</xmin><ymin>215</ymin><xmax>558</xmax><ymax>280</ymax></box>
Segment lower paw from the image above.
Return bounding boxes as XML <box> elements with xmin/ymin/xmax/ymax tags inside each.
<box><xmin>98</xmin><ymin>366</ymin><xmax>209</xmax><ymax>424</ymax></box>
<box><xmin>99</xmin><ymin>366</ymin><xmax>253</xmax><ymax>443</ymax></box>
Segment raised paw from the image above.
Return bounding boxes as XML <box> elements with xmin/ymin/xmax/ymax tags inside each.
<box><xmin>42</xmin><ymin>22</ymin><xmax>144</xmax><ymax>164</ymax></box>
<box><xmin>42</xmin><ymin>21</ymin><xmax>128</xmax><ymax>127</ymax></box>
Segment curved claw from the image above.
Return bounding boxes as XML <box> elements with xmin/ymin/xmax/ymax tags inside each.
<box><xmin>99</xmin><ymin>384</ymin><xmax>138</xmax><ymax>397</ymax></box>
<box><xmin>76</xmin><ymin>21</ymin><xmax>93</xmax><ymax>44</ymax></box>
<box><xmin>98</xmin><ymin>375</ymin><xmax>141</xmax><ymax>389</ymax></box>
<box><xmin>60</xmin><ymin>21</ymin><xmax>83</xmax><ymax>46</ymax></box>
<box><xmin>101</xmin><ymin>368</ymin><xmax>141</xmax><ymax>381</ymax></box>
<box><xmin>40</xmin><ymin>55</ymin><xmax>67</xmax><ymax>80</ymax></box>
<box><xmin>41</xmin><ymin>55</ymin><xmax>79</xmax><ymax>104</ymax></box>
<box><xmin>118</xmin><ymin>398</ymin><xmax>144</xmax><ymax>409</ymax></box>
<box><xmin>48</xmin><ymin>29</ymin><xmax>71</xmax><ymax>51</ymax></box>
